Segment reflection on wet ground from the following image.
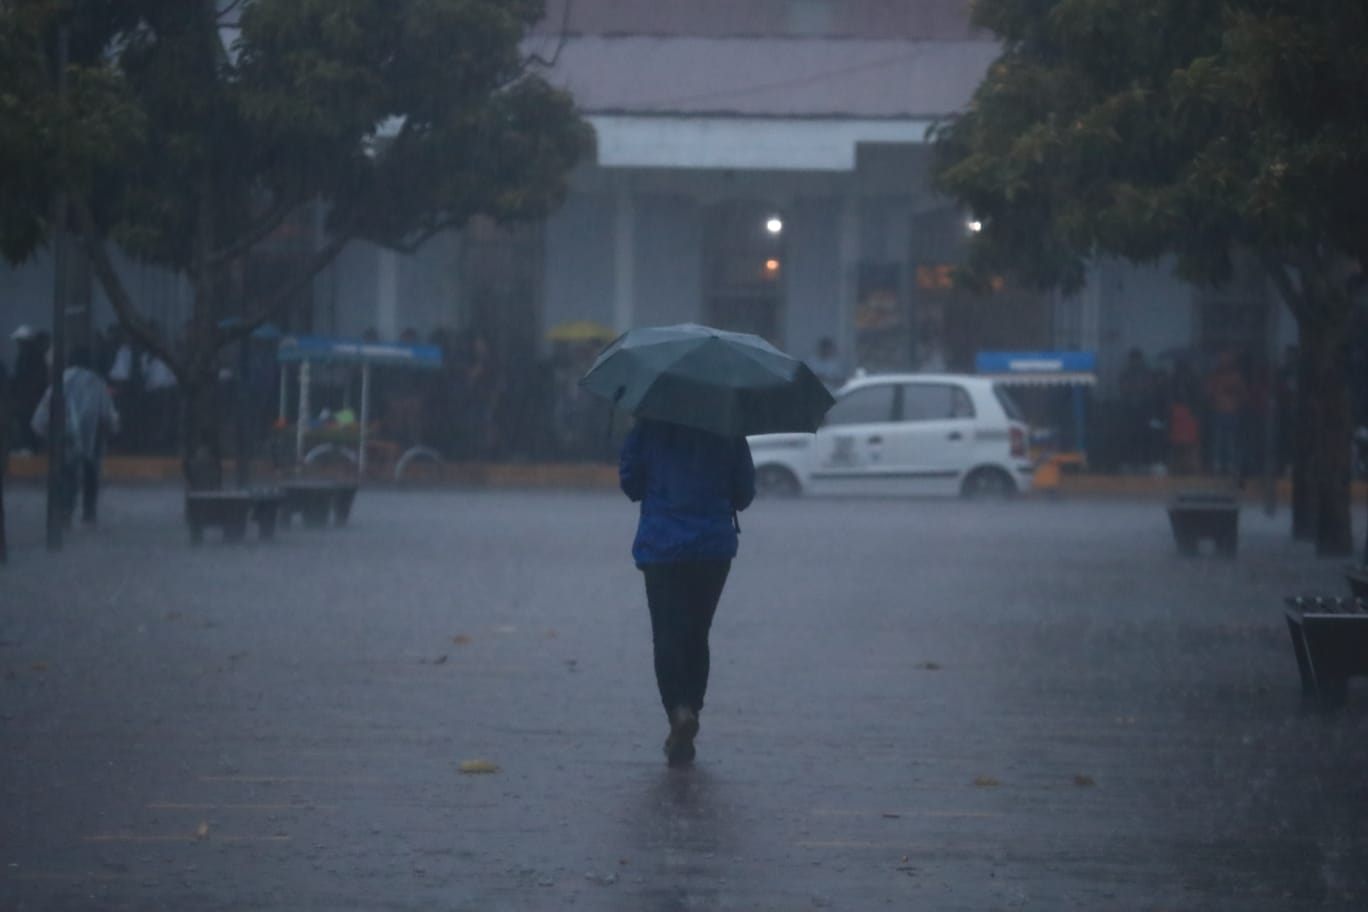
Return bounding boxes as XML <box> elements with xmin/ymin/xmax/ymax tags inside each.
<box><xmin>1</xmin><ymin>487</ymin><xmax>1366</xmax><ymax>910</ymax></box>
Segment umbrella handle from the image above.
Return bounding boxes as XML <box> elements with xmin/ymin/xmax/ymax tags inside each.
<box><xmin>605</xmin><ymin>386</ymin><xmax>625</xmax><ymax>444</ymax></box>
<box><xmin>733</xmin><ymin>510</ymin><xmax>740</xmax><ymax>534</ymax></box>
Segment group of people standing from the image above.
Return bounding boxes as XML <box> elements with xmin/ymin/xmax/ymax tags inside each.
<box><xmin>1115</xmin><ymin>346</ymin><xmax>1295</xmax><ymax>480</ymax></box>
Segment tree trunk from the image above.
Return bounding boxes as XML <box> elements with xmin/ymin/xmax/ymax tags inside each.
<box><xmin>1291</xmin><ymin>343</ymin><xmax>1316</xmax><ymax>540</ymax></box>
<box><xmin>181</xmin><ymin>375</ymin><xmax>223</xmax><ymax>491</ymax></box>
<box><xmin>1307</xmin><ymin>326</ymin><xmax>1354</xmax><ymax>556</ymax></box>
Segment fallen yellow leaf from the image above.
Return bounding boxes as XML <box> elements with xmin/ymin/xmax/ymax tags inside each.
<box><xmin>459</xmin><ymin>760</ymin><xmax>499</xmax><ymax>774</ymax></box>
<box><xmin>972</xmin><ymin>776</ymin><xmax>1000</xmax><ymax>787</ymax></box>
<box><xmin>1072</xmin><ymin>775</ymin><xmax>1095</xmax><ymax>787</ymax></box>
<box><xmin>194</xmin><ymin>822</ymin><xmax>210</xmax><ymax>840</ymax></box>
<box><xmin>452</xmin><ymin>634</ymin><xmax>472</xmax><ymax>646</ymax></box>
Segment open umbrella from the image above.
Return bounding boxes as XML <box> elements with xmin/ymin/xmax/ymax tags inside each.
<box><xmin>579</xmin><ymin>323</ymin><xmax>835</xmax><ymax>437</ymax></box>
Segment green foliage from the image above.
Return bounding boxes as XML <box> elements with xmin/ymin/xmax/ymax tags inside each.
<box><xmin>933</xmin><ymin>0</ymin><xmax>1367</xmax><ymax>292</ymax></box>
<box><xmin>0</xmin><ymin>1</ymin><xmax>145</xmax><ymax>261</ymax></box>
<box><xmin>0</xmin><ymin>0</ymin><xmax>590</xmax><ymax>274</ymax></box>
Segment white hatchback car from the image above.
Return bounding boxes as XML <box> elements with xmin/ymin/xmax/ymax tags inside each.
<box><xmin>747</xmin><ymin>373</ymin><xmax>1034</xmax><ymax>498</ymax></box>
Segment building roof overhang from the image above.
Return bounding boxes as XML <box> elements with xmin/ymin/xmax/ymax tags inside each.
<box><xmin>587</xmin><ymin>114</ymin><xmax>936</xmax><ymax>171</ymax></box>
<box><xmin>531</xmin><ymin>35</ymin><xmax>999</xmax><ymax>171</ymax></box>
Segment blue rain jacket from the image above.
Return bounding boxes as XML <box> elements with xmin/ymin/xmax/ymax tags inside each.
<box><xmin>619</xmin><ymin>420</ymin><xmax>756</xmax><ymax>565</ymax></box>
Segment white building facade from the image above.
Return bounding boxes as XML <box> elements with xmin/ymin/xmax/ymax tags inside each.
<box><xmin>1</xmin><ymin>0</ymin><xmax>1287</xmax><ymax>401</ymax></box>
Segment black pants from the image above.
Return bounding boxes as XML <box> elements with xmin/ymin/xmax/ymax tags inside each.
<box><xmin>642</xmin><ymin>560</ymin><xmax>731</xmax><ymax>719</ymax></box>
<box><xmin>56</xmin><ymin>456</ymin><xmax>101</xmax><ymax>525</ymax></box>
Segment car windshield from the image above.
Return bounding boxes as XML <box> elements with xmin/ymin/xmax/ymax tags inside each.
<box><xmin>992</xmin><ymin>383</ymin><xmax>1027</xmax><ymax>422</ymax></box>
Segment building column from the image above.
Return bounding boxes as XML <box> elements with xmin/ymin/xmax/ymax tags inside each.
<box><xmin>376</xmin><ymin>248</ymin><xmax>398</xmax><ymax>340</ymax></box>
<box><xmin>836</xmin><ymin>193</ymin><xmax>860</xmax><ymax>372</ymax></box>
<box><xmin>612</xmin><ymin>178</ymin><xmax>636</xmax><ymax>332</ymax></box>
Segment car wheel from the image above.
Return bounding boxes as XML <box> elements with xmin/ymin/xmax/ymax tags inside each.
<box><xmin>960</xmin><ymin>467</ymin><xmax>1016</xmax><ymax>500</ymax></box>
<box><xmin>755</xmin><ymin>465</ymin><xmax>801</xmax><ymax>498</ymax></box>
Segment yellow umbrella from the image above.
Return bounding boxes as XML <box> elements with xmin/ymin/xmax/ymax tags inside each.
<box><xmin>546</xmin><ymin>319</ymin><xmax>617</xmax><ymax>343</ymax></box>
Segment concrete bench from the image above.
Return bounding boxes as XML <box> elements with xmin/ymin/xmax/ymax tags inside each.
<box><xmin>1284</xmin><ymin>596</ymin><xmax>1368</xmax><ymax>707</ymax></box>
<box><xmin>1167</xmin><ymin>492</ymin><xmax>1239</xmax><ymax>558</ymax></box>
<box><xmin>185</xmin><ymin>490</ymin><xmax>285</xmax><ymax>545</ymax></box>
<box><xmin>280</xmin><ymin>480</ymin><xmax>358</xmax><ymax>529</ymax></box>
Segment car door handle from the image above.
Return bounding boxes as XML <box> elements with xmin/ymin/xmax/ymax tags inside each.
<box><xmin>867</xmin><ymin>435</ymin><xmax>883</xmax><ymax>445</ymax></box>
<box><xmin>947</xmin><ymin>431</ymin><xmax>963</xmax><ymax>441</ymax></box>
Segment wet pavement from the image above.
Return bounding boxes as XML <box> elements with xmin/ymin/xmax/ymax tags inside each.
<box><xmin>1</xmin><ymin>484</ymin><xmax>1366</xmax><ymax>911</ymax></box>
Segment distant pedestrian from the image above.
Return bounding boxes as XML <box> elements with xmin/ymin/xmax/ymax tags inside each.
<box><xmin>1274</xmin><ymin>344</ymin><xmax>1299</xmax><ymax>477</ymax></box>
<box><xmin>1167</xmin><ymin>359</ymin><xmax>1202</xmax><ymax>476</ymax></box>
<box><xmin>9</xmin><ymin>326</ymin><xmax>50</xmax><ymax>454</ymax></box>
<box><xmin>1204</xmin><ymin>351</ymin><xmax>1247</xmax><ymax>476</ymax></box>
<box><xmin>30</xmin><ymin>346</ymin><xmax>120</xmax><ymax>527</ymax></box>
<box><xmin>141</xmin><ymin>349</ymin><xmax>178</xmax><ymax>453</ymax></box>
<box><xmin>619</xmin><ymin>418</ymin><xmax>755</xmax><ymax>767</ymax></box>
<box><xmin>1117</xmin><ymin>348</ymin><xmax>1159</xmax><ymax>471</ymax></box>
<box><xmin>809</xmin><ymin>336</ymin><xmax>846</xmax><ymax>391</ymax></box>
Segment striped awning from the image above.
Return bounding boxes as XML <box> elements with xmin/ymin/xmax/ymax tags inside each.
<box><xmin>975</xmin><ymin>350</ymin><xmax>1096</xmax><ymax>387</ymax></box>
<box><xmin>980</xmin><ymin>372</ymin><xmax>1096</xmax><ymax>387</ymax></box>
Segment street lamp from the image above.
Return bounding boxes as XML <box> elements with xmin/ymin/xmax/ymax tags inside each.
<box><xmin>765</xmin><ymin>216</ymin><xmax>783</xmax><ymax>235</ymax></box>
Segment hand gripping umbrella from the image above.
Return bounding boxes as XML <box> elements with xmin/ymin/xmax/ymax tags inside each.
<box><xmin>579</xmin><ymin>323</ymin><xmax>835</xmax><ymax>437</ymax></box>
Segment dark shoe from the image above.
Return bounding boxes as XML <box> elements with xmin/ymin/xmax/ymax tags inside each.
<box><xmin>664</xmin><ymin>705</ymin><xmax>699</xmax><ymax>767</ymax></box>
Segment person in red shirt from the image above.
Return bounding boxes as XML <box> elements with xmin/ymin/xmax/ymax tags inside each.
<box><xmin>1204</xmin><ymin>351</ymin><xmax>1247</xmax><ymax>476</ymax></box>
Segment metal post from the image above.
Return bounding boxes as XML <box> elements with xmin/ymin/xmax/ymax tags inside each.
<box><xmin>358</xmin><ymin>362</ymin><xmax>371</xmax><ymax>483</ymax></box>
<box><xmin>278</xmin><ymin>361</ymin><xmax>288</xmax><ymax>424</ymax></box>
<box><xmin>45</xmin><ymin>26</ymin><xmax>70</xmax><ymax>552</ymax></box>
<box><xmin>235</xmin><ymin>285</ymin><xmax>250</xmax><ymax>489</ymax></box>
<box><xmin>235</xmin><ymin>330</ymin><xmax>250</xmax><ymax>488</ymax></box>
<box><xmin>295</xmin><ymin>361</ymin><xmax>310</xmax><ymax>469</ymax></box>
<box><xmin>1073</xmin><ymin>386</ymin><xmax>1087</xmax><ymax>454</ymax></box>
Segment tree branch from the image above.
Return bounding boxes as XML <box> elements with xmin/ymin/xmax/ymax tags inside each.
<box><xmin>219</xmin><ymin>228</ymin><xmax>354</xmax><ymax>348</ymax></box>
<box><xmin>204</xmin><ymin>196</ymin><xmax>302</xmax><ymax>270</ymax></box>
<box><xmin>383</xmin><ymin>218</ymin><xmax>460</xmax><ymax>256</ymax></box>
<box><xmin>525</xmin><ymin>0</ymin><xmax>573</xmax><ymax>69</ymax></box>
<box><xmin>69</xmin><ymin>191</ymin><xmax>185</xmax><ymax>380</ymax></box>
<box><xmin>1259</xmin><ymin>250</ymin><xmax>1307</xmax><ymax>326</ymax></box>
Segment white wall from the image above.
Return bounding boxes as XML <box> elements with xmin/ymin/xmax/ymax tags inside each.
<box><xmin>632</xmin><ymin>194</ymin><xmax>703</xmax><ymax>328</ymax></box>
<box><xmin>542</xmin><ymin>192</ymin><xmax>617</xmax><ymax>333</ymax></box>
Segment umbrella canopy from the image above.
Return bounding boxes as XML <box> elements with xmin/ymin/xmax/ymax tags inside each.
<box><xmin>579</xmin><ymin>323</ymin><xmax>835</xmax><ymax>437</ymax></box>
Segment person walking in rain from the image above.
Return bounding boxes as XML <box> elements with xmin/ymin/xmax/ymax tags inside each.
<box><xmin>619</xmin><ymin>418</ymin><xmax>755</xmax><ymax>767</ymax></box>
<box><xmin>31</xmin><ymin>346</ymin><xmax>120</xmax><ymax>528</ymax></box>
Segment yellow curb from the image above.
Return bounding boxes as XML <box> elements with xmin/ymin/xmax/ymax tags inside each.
<box><xmin>7</xmin><ymin>453</ymin><xmax>1359</xmax><ymax>500</ymax></box>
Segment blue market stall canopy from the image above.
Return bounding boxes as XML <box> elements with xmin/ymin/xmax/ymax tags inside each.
<box><xmin>975</xmin><ymin>351</ymin><xmax>1096</xmax><ymax>386</ymax></box>
<box><xmin>276</xmin><ymin>335</ymin><xmax>443</xmax><ymax>369</ymax></box>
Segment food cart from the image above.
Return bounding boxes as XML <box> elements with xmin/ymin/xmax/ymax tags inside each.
<box><xmin>975</xmin><ymin>350</ymin><xmax>1096</xmax><ymax>490</ymax></box>
<box><xmin>276</xmin><ymin>335</ymin><xmax>444</xmax><ymax>481</ymax></box>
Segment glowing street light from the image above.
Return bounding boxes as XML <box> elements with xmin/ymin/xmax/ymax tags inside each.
<box><xmin>968</xmin><ymin>219</ymin><xmax>983</xmax><ymax>233</ymax></box>
<box><xmin>765</xmin><ymin>216</ymin><xmax>784</xmax><ymax>235</ymax></box>
<box><xmin>764</xmin><ymin>258</ymin><xmax>781</xmax><ymax>274</ymax></box>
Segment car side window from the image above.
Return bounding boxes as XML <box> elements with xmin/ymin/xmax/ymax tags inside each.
<box><xmin>824</xmin><ymin>384</ymin><xmax>897</xmax><ymax>426</ymax></box>
<box><xmin>900</xmin><ymin>383</ymin><xmax>971</xmax><ymax>422</ymax></box>
<box><xmin>952</xmin><ymin>386</ymin><xmax>976</xmax><ymax>418</ymax></box>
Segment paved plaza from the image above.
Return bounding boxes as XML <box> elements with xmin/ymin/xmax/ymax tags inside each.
<box><xmin>1</xmin><ymin>484</ymin><xmax>1366</xmax><ymax>910</ymax></box>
